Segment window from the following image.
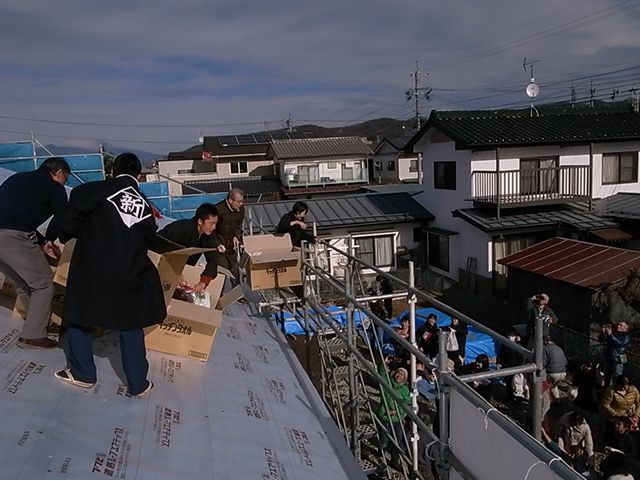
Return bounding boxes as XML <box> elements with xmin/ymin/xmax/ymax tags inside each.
<box><xmin>177</xmin><ymin>169</ymin><xmax>194</xmax><ymax>174</ymax></box>
<box><xmin>427</xmin><ymin>232</ymin><xmax>449</xmax><ymax>271</ymax></box>
<box><xmin>327</xmin><ymin>162</ymin><xmax>337</xmax><ymax>169</ymax></box>
<box><xmin>409</xmin><ymin>159</ymin><xmax>419</xmax><ymax>173</ymax></box>
<box><xmin>230</xmin><ymin>161</ymin><xmax>248</xmax><ymax>174</ymax></box>
<box><xmin>520</xmin><ymin>157</ymin><xmax>558</xmax><ymax>194</ymax></box>
<box><xmin>434</xmin><ymin>162</ymin><xmax>456</xmax><ymax>190</ymax></box>
<box><xmin>413</xmin><ymin>227</ymin><xmax>422</xmax><ymax>243</ymax></box>
<box><xmin>354</xmin><ymin>235</ymin><xmax>394</xmax><ymax>268</ymax></box>
<box><xmin>602</xmin><ymin>152</ymin><xmax>638</xmax><ymax>184</ymax></box>
<box><xmin>387</xmin><ymin>161</ymin><xmax>396</xmax><ymax>171</ymax></box>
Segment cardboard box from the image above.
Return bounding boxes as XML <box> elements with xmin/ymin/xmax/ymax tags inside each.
<box><xmin>0</xmin><ymin>272</ymin><xmax>18</xmax><ymax>298</ymax></box>
<box><xmin>241</xmin><ymin>234</ymin><xmax>302</xmax><ymax>291</ymax></box>
<box><xmin>144</xmin><ymin>254</ymin><xmax>242</xmax><ymax>362</ymax></box>
<box><xmin>53</xmin><ymin>239</ymin><xmax>76</xmax><ymax>287</ymax></box>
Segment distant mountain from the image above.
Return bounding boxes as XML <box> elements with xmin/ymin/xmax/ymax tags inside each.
<box><xmin>40</xmin><ymin>144</ymin><xmax>161</xmax><ymax>165</ymax></box>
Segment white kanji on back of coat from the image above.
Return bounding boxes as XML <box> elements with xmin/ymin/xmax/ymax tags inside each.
<box><xmin>107</xmin><ymin>186</ymin><xmax>151</xmax><ymax>228</ymax></box>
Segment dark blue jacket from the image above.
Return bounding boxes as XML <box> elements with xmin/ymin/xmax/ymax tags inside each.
<box><xmin>0</xmin><ymin>168</ymin><xmax>68</xmax><ymax>241</ymax></box>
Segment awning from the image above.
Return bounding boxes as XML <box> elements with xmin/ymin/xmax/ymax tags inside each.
<box><xmin>424</xmin><ymin>227</ymin><xmax>459</xmax><ymax>236</ymax></box>
<box><xmin>590</xmin><ymin>227</ymin><xmax>632</xmax><ymax>242</ymax></box>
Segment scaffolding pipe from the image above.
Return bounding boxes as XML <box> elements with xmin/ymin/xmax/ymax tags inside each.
<box><xmin>458</xmin><ymin>363</ymin><xmax>537</xmax><ymax>383</ymax></box>
<box><xmin>408</xmin><ymin>261</ymin><xmax>419</xmax><ymax>476</ymax></box>
<box><xmin>437</xmin><ymin>329</ymin><xmax>451</xmax><ymax>480</ymax></box>
<box><xmin>345</xmin><ymin>237</ymin><xmax>360</xmax><ymax>459</ymax></box>
<box><xmin>532</xmin><ymin>313</ymin><xmax>545</xmax><ymax>442</ymax></box>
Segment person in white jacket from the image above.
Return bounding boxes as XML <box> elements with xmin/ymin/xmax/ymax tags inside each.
<box><xmin>557</xmin><ymin>411</ymin><xmax>593</xmax><ymax>474</ymax></box>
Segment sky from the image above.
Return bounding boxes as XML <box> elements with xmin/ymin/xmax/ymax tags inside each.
<box><xmin>1</xmin><ymin>0</ymin><xmax>639</xmax><ymax>155</ymax></box>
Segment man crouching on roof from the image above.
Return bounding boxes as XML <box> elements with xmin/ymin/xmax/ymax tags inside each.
<box><xmin>53</xmin><ymin>153</ymin><xmax>165</xmax><ymax>397</ymax></box>
<box><xmin>151</xmin><ymin>202</ymin><xmax>225</xmax><ymax>293</ymax></box>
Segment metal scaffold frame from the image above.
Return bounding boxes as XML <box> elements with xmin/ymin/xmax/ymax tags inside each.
<box><xmin>264</xmin><ymin>238</ymin><xmax>586</xmax><ymax>480</ymax></box>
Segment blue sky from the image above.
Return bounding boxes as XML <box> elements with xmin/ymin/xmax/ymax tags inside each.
<box><xmin>0</xmin><ymin>0</ymin><xmax>639</xmax><ymax>154</ymax></box>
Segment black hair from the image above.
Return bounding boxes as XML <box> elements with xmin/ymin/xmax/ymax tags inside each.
<box><xmin>569</xmin><ymin>411</ymin><xmax>584</xmax><ymax>425</ymax></box>
<box><xmin>40</xmin><ymin>157</ymin><xmax>71</xmax><ymax>175</ymax></box>
<box><xmin>615</xmin><ymin>375</ymin><xmax>630</xmax><ymax>387</ymax></box>
<box><xmin>195</xmin><ymin>203</ymin><xmax>218</xmax><ymax>221</ymax></box>
<box><xmin>112</xmin><ymin>153</ymin><xmax>141</xmax><ymax>177</ymax></box>
<box><xmin>475</xmin><ymin>354</ymin><xmax>490</xmax><ymax>369</ymax></box>
<box><xmin>291</xmin><ymin>201</ymin><xmax>308</xmax><ymax>215</ymax></box>
<box><xmin>427</xmin><ymin>313</ymin><xmax>437</xmax><ymax>321</ymax></box>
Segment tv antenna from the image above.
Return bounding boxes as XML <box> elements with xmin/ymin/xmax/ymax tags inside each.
<box><xmin>523</xmin><ymin>57</ymin><xmax>540</xmax><ymax>117</ymax></box>
<box><xmin>281</xmin><ymin>114</ymin><xmax>296</xmax><ymax>134</ymax></box>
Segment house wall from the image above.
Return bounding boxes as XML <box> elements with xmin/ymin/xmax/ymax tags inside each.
<box><xmin>414</xmin><ymin>132</ymin><xmax>640</xmax><ymax>289</ymax></box>
<box><xmin>398</xmin><ymin>156</ymin><xmax>419</xmax><ymax>182</ymax></box>
<box><xmin>372</xmin><ymin>143</ymin><xmax>400</xmax><ymax>183</ymax></box>
<box><xmin>414</xmin><ymin>132</ymin><xmax>487</xmax><ymax>284</ymax></box>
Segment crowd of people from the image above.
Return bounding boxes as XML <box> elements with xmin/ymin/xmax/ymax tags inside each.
<box><xmin>372</xmin><ymin>289</ymin><xmax>638</xmax><ymax>479</ymax></box>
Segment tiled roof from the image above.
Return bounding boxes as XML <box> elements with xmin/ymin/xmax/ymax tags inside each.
<box><xmin>203</xmin><ymin>131</ymin><xmax>316</xmax><ymax>159</ymax></box>
<box><xmin>244</xmin><ymin>192</ymin><xmax>433</xmax><ymax>232</ymax></box>
<box><xmin>410</xmin><ymin>109</ymin><xmax>640</xmax><ymax>150</ymax></box>
<box><xmin>454</xmin><ymin>203</ymin><xmax>618</xmax><ymax>233</ymax></box>
<box><xmin>269</xmin><ymin>137</ymin><xmax>373</xmax><ymax>160</ymax></box>
<box><xmin>165</xmin><ymin>144</ymin><xmax>203</xmax><ymax>161</ymax></box>
<box><xmin>498</xmin><ymin>237</ymin><xmax>640</xmax><ymax>289</ymax></box>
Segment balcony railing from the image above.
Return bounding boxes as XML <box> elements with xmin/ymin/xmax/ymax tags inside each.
<box><xmin>471</xmin><ymin>165</ymin><xmax>591</xmax><ymax>207</ymax></box>
<box><xmin>283</xmin><ymin>170</ymin><xmax>369</xmax><ymax>188</ymax></box>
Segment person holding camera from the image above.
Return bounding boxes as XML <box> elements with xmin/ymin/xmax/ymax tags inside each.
<box><xmin>600</xmin><ymin>321</ymin><xmax>631</xmax><ymax>386</ymax></box>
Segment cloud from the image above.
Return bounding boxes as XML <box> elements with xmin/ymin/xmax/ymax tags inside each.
<box><xmin>0</xmin><ymin>0</ymin><xmax>638</xmax><ymax>152</ymax></box>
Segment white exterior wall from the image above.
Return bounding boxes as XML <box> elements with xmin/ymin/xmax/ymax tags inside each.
<box><xmin>279</xmin><ymin>158</ymin><xmax>368</xmax><ymax>185</ymax></box>
<box><xmin>398</xmin><ymin>156</ymin><xmax>419</xmax><ymax>182</ymax></box>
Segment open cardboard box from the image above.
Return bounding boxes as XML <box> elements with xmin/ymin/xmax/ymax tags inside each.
<box><xmin>54</xmin><ymin>242</ymin><xmax>242</xmax><ymax>362</ymax></box>
<box><xmin>240</xmin><ymin>233</ymin><xmax>302</xmax><ymax>291</ymax></box>
<box><xmin>144</xmin><ymin>249</ymin><xmax>243</xmax><ymax>362</ymax></box>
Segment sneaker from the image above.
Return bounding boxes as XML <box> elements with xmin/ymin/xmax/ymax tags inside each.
<box><xmin>17</xmin><ymin>337</ymin><xmax>58</xmax><ymax>349</ymax></box>
<box><xmin>130</xmin><ymin>381</ymin><xmax>154</xmax><ymax>398</ymax></box>
<box><xmin>54</xmin><ymin>369</ymin><xmax>96</xmax><ymax>388</ymax></box>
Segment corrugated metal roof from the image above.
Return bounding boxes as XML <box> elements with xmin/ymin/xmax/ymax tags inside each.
<box><xmin>498</xmin><ymin>237</ymin><xmax>640</xmax><ymax>289</ymax></box>
<box><xmin>408</xmin><ymin>109</ymin><xmax>640</xmax><ymax>150</ymax></box>
<box><xmin>601</xmin><ymin>193</ymin><xmax>640</xmax><ymax>219</ymax></box>
<box><xmin>245</xmin><ymin>192</ymin><xmax>433</xmax><ymax>232</ymax></box>
<box><xmin>270</xmin><ymin>137</ymin><xmax>373</xmax><ymax>160</ymax></box>
<box><xmin>454</xmin><ymin>204</ymin><xmax>618</xmax><ymax>232</ymax></box>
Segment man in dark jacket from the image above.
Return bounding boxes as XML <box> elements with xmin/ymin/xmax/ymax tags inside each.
<box><xmin>0</xmin><ymin>157</ymin><xmax>70</xmax><ymax>349</ymax></box>
<box><xmin>274</xmin><ymin>201</ymin><xmax>316</xmax><ymax>247</ymax></box>
<box><xmin>153</xmin><ymin>203</ymin><xmax>221</xmax><ymax>292</ymax></box>
<box><xmin>54</xmin><ymin>153</ymin><xmax>165</xmax><ymax>396</ymax></box>
<box><xmin>214</xmin><ymin>189</ymin><xmax>245</xmax><ymax>285</ymax></box>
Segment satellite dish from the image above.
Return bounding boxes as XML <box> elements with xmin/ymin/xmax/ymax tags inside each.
<box><xmin>526</xmin><ymin>82</ymin><xmax>540</xmax><ymax>98</ymax></box>
<box><xmin>198</xmin><ymin>135</ymin><xmax>204</xmax><ymax>143</ymax></box>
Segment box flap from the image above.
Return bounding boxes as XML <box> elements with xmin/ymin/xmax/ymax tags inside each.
<box><xmin>216</xmin><ymin>286</ymin><xmax>244</xmax><ymax>310</ymax></box>
<box><xmin>217</xmin><ymin>265</ymin><xmax>235</xmax><ymax>279</ymax></box>
<box><xmin>243</xmin><ymin>234</ymin><xmax>292</xmax><ymax>255</ymax></box>
<box><xmin>249</xmin><ymin>251</ymin><xmax>300</xmax><ymax>265</ymax></box>
<box><xmin>168</xmin><ymin>300</ymin><xmax>223</xmax><ymax>327</ymax></box>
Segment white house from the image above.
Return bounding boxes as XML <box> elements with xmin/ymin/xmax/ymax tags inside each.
<box><xmin>371</xmin><ymin>135</ymin><xmax>420</xmax><ymax>184</ymax></box>
<box><xmin>407</xmin><ymin>109</ymin><xmax>640</xmax><ymax>294</ymax></box>
<box><xmin>269</xmin><ymin>137</ymin><xmax>374</xmax><ymax>199</ymax></box>
<box><xmin>243</xmin><ymin>192</ymin><xmax>433</xmax><ymax>277</ymax></box>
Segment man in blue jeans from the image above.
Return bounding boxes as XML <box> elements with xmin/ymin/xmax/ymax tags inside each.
<box><xmin>54</xmin><ymin>153</ymin><xmax>166</xmax><ymax>396</ymax></box>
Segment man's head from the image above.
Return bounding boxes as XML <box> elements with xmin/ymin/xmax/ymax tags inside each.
<box><xmin>227</xmin><ymin>188</ymin><xmax>245</xmax><ymax>212</ymax></box>
<box><xmin>569</xmin><ymin>411</ymin><xmax>584</xmax><ymax>427</ymax></box>
<box><xmin>543</xmin><ymin>335</ymin><xmax>553</xmax><ymax>346</ymax></box>
<box><xmin>291</xmin><ymin>201</ymin><xmax>308</xmax><ymax>220</ymax></box>
<box><xmin>533</xmin><ymin>293</ymin><xmax>549</xmax><ymax>306</ymax></box>
<box><xmin>195</xmin><ymin>203</ymin><xmax>218</xmax><ymax>236</ymax></box>
<box><xmin>616</xmin><ymin>321</ymin><xmax>630</xmax><ymax>333</ymax></box>
<box><xmin>112</xmin><ymin>153</ymin><xmax>142</xmax><ymax>178</ymax></box>
<box><xmin>614</xmin><ymin>375</ymin><xmax>630</xmax><ymax>392</ymax></box>
<box><xmin>427</xmin><ymin>313</ymin><xmax>437</xmax><ymax>325</ymax></box>
<box><xmin>40</xmin><ymin>157</ymin><xmax>71</xmax><ymax>185</ymax></box>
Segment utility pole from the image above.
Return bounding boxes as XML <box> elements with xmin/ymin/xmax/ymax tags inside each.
<box><xmin>405</xmin><ymin>61</ymin><xmax>432</xmax><ymax>130</ymax></box>
<box><xmin>588</xmin><ymin>78</ymin><xmax>597</xmax><ymax>108</ymax></box>
<box><xmin>610</xmin><ymin>89</ymin><xmax>620</xmax><ymax>105</ymax></box>
<box><xmin>570</xmin><ymin>84</ymin><xmax>576</xmax><ymax>109</ymax></box>
<box><xmin>631</xmin><ymin>88</ymin><xmax>640</xmax><ymax>113</ymax></box>
<box><xmin>281</xmin><ymin>114</ymin><xmax>295</xmax><ymax>134</ymax></box>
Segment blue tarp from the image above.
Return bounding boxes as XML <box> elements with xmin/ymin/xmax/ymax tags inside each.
<box><xmin>0</xmin><ymin>142</ymin><xmax>33</xmax><ymax>159</ymax></box>
<box><xmin>271</xmin><ymin>305</ymin><xmax>368</xmax><ymax>335</ymax></box>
